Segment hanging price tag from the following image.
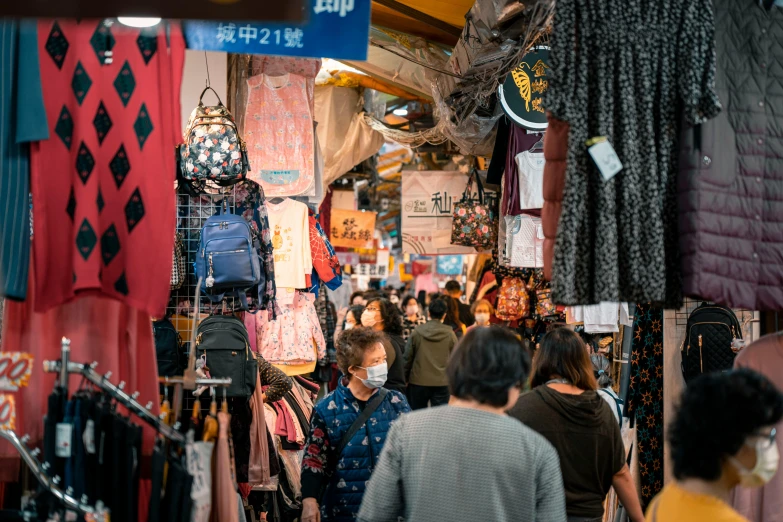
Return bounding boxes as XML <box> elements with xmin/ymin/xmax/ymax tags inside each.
<box><xmin>586</xmin><ymin>137</ymin><xmax>623</xmax><ymax>181</ymax></box>
<box><xmin>83</xmin><ymin>419</ymin><xmax>97</xmax><ymax>454</ymax></box>
<box><xmin>55</xmin><ymin>423</ymin><xmax>73</xmax><ymax>458</ymax></box>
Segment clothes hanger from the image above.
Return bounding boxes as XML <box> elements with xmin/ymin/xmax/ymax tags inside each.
<box><xmin>202</xmin><ymin>387</ymin><xmax>218</xmax><ymax>443</ymax></box>
<box><xmin>160</xmin><ymin>387</ymin><xmax>172</xmax><ymax>426</ymax></box>
<box><xmin>267</xmin><ymin>196</ymin><xmax>287</xmax><ymax>205</ymax></box>
<box><xmin>221</xmin><ymin>387</ymin><xmax>229</xmax><ymax>415</ymax></box>
<box><xmin>529</xmin><ymin>133</ymin><xmax>545</xmax><ymax>153</ymax></box>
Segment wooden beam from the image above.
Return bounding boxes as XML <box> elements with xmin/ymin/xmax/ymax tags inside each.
<box><xmin>373</xmin><ymin>0</ymin><xmax>463</xmax><ymax>37</ymax></box>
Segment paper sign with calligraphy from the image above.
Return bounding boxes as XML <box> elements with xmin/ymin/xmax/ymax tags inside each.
<box><xmin>0</xmin><ymin>353</ymin><xmax>34</xmax><ymax>392</ymax></box>
<box><xmin>330</xmin><ymin>209</ymin><xmax>376</xmax><ymax>249</ymax></box>
<box><xmin>498</xmin><ymin>46</ymin><xmax>551</xmax><ymax>130</ymax></box>
<box><xmin>183</xmin><ymin>0</ymin><xmax>371</xmax><ymax>60</ymax></box>
<box><xmin>0</xmin><ymin>394</ymin><xmax>15</xmax><ymax>431</ymax></box>
<box><xmin>402</xmin><ymin>171</ymin><xmax>498</xmax><ymax>255</ymax></box>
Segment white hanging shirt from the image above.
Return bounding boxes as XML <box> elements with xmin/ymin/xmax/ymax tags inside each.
<box><xmin>515</xmin><ymin>151</ymin><xmax>546</xmax><ymax>210</ymax></box>
<box><xmin>265</xmin><ymin>198</ymin><xmax>312</xmax><ymax>291</ymax></box>
<box><xmin>566</xmin><ymin>302</ymin><xmax>632</xmax><ymax>333</ymax></box>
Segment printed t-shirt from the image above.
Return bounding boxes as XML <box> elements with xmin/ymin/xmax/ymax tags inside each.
<box><xmin>265</xmin><ymin>198</ymin><xmax>312</xmax><ymax>291</ymax></box>
<box><xmin>516</xmin><ymin>150</ymin><xmax>546</xmax><ymax>210</ymax></box>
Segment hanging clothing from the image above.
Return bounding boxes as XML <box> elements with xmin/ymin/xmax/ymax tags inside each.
<box><xmin>730</xmin><ymin>334</ymin><xmax>783</xmax><ymax>521</ymax></box>
<box><xmin>212</xmin><ymin>411</ymin><xmax>239</xmax><ymax>522</ymax></box>
<box><xmin>626</xmin><ymin>303</ymin><xmax>665</xmax><ymax>508</ymax></box>
<box><xmin>244</xmin><ymin>73</ymin><xmax>315</xmax><ymax>197</ymax></box>
<box><xmin>31</xmin><ymin>20</ymin><xmax>185</xmax><ymax>317</ymax></box>
<box><xmin>0</xmin><ymin>269</ymin><xmax>160</xmax><ymax>482</ymax></box>
<box><xmin>0</xmin><ymin>20</ymin><xmax>48</xmax><ymax>300</ymax></box>
<box><xmin>515</xmin><ymin>151</ymin><xmax>546</xmax><ymax>210</ymax></box>
<box><xmin>500</xmin><ymin>126</ymin><xmax>542</xmax><ymax>217</ymax></box>
<box><xmin>566</xmin><ymin>303</ymin><xmax>633</xmax><ymax>333</ymax></box>
<box><xmin>679</xmin><ymin>0</ymin><xmax>783</xmax><ymax>311</ymax></box>
<box><xmin>266</xmin><ymin>198</ymin><xmax>312</xmax><ymax>291</ymax></box>
<box><xmin>541</xmin><ymin>114</ymin><xmax>569</xmax><ymax>282</ymax></box>
<box><xmin>546</xmin><ymin>0</ymin><xmax>720</xmax><ymax>307</ymax></box>
<box><xmin>256</xmin><ymin>292</ymin><xmax>326</xmax><ymax>365</ymax></box>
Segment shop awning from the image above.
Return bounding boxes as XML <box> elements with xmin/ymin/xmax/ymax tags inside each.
<box><xmin>371</xmin><ymin>0</ymin><xmax>473</xmax><ymax>46</ymax></box>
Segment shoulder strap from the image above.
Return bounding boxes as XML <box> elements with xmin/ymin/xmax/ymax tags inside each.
<box><xmin>597</xmin><ymin>388</ymin><xmax>623</xmax><ymax>425</ymax></box>
<box><xmin>336</xmin><ymin>388</ymin><xmax>389</xmax><ymax>457</ymax></box>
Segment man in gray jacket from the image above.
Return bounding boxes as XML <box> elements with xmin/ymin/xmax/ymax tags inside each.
<box><xmin>404</xmin><ymin>298</ymin><xmax>458</xmax><ymax>409</ymax></box>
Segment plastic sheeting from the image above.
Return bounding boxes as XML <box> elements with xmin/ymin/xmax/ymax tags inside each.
<box><xmin>314</xmin><ymin>85</ymin><xmax>384</xmax><ymax>185</ymax></box>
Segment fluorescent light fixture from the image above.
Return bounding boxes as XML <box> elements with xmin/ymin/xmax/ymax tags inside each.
<box><xmin>392</xmin><ymin>108</ymin><xmax>408</xmax><ymax>116</ymax></box>
<box><xmin>117</xmin><ymin>17</ymin><xmax>162</xmax><ymax>28</ymax></box>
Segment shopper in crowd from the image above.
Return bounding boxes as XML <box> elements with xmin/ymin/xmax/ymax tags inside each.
<box><xmin>404</xmin><ymin>299</ymin><xmax>458</xmax><ymax>410</ymax></box>
<box><xmin>646</xmin><ymin>369</ymin><xmax>783</xmax><ymax>522</ymax></box>
<box><xmin>350</xmin><ymin>291</ymin><xmax>366</xmax><ymax>306</ymax></box>
<box><xmin>401</xmin><ymin>295</ymin><xmax>427</xmax><ymax>342</ymax></box>
<box><xmin>509</xmin><ymin>328</ymin><xmax>644</xmax><ymax>522</ymax></box>
<box><xmin>362</xmin><ymin>298</ymin><xmax>406</xmax><ymax>392</ymax></box>
<box><xmin>386</xmin><ymin>288</ymin><xmax>401</xmax><ymax>309</ymax></box>
<box><xmin>358</xmin><ymin>327</ymin><xmax>567</xmax><ymax>522</ymax></box>
<box><xmin>467</xmin><ymin>298</ymin><xmax>494</xmax><ymax>331</ymax></box>
<box><xmin>441</xmin><ymin>296</ymin><xmax>466</xmax><ymax>339</ymax></box>
<box><xmin>301</xmin><ymin>328</ymin><xmax>410</xmax><ymax>522</ymax></box>
<box><xmin>334</xmin><ymin>304</ymin><xmax>365</xmax><ymax>343</ymax></box>
<box><xmin>590</xmin><ymin>351</ymin><xmax>623</xmax><ymax>425</ymax></box>
<box><xmin>444</xmin><ymin>280</ymin><xmax>475</xmax><ymax>327</ymax></box>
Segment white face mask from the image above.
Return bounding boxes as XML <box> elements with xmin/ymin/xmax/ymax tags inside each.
<box><xmin>361</xmin><ymin>310</ymin><xmax>378</xmax><ymax>328</ymax></box>
<box><xmin>475</xmin><ymin>312</ymin><xmax>490</xmax><ymax>325</ymax></box>
<box><xmin>344</xmin><ymin>322</ymin><xmax>355</xmax><ymax>330</ymax></box>
<box><xmin>730</xmin><ymin>433</ymin><xmax>780</xmax><ymax>488</ymax></box>
<box><xmin>406</xmin><ymin>305</ymin><xmax>418</xmax><ymax>316</ymax></box>
<box><xmin>356</xmin><ymin>362</ymin><xmax>388</xmax><ymax>389</ymax></box>
<box><xmin>389</xmin><ymin>295</ymin><xmax>400</xmax><ymax>305</ymax></box>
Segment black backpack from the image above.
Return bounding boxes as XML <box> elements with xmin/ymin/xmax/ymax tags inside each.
<box><xmin>681</xmin><ymin>303</ymin><xmax>742</xmax><ymax>383</ymax></box>
<box><xmin>195</xmin><ymin>315</ymin><xmax>257</xmax><ymax>398</ymax></box>
<box><xmin>154</xmin><ymin>318</ymin><xmax>184</xmax><ymax>377</ymax></box>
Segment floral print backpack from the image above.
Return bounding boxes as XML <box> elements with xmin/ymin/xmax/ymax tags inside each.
<box><xmin>179</xmin><ymin>87</ymin><xmax>250</xmax><ymax>185</ymax></box>
<box><xmin>450</xmin><ymin>169</ymin><xmax>497</xmax><ymax>249</ymax></box>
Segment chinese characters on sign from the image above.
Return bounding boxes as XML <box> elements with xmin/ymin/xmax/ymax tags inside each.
<box><xmin>183</xmin><ymin>0</ymin><xmax>371</xmax><ymax>60</ymax></box>
<box><xmin>499</xmin><ymin>46</ymin><xmax>551</xmax><ymax>130</ymax></box>
<box><xmin>329</xmin><ymin>208</ymin><xmax>376</xmax><ymax>249</ymax></box>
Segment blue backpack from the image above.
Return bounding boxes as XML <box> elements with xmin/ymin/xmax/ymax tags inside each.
<box><xmin>195</xmin><ymin>206</ymin><xmax>262</xmax><ymax>309</ymax></box>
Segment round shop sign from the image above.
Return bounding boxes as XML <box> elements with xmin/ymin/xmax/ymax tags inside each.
<box><xmin>499</xmin><ymin>46</ymin><xmax>551</xmax><ymax>130</ymax></box>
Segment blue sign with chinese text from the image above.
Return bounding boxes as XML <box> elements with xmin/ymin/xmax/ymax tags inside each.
<box><xmin>183</xmin><ymin>0</ymin><xmax>371</xmax><ymax>60</ymax></box>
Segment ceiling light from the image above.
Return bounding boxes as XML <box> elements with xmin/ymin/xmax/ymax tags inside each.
<box><xmin>393</xmin><ymin>108</ymin><xmax>408</xmax><ymax>116</ymax></box>
<box><xmin>117</xmin><ymin>17</ymin><xmax>162</xmax><ymax>28</ymax></box>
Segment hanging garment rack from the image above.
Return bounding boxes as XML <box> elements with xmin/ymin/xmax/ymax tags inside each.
<box><xmin>0</xmin><ymin>429</ymin><xmax>94</xmax><ymax>517</ymax></box>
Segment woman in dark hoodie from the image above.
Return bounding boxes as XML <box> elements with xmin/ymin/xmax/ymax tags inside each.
<box><xmin>509</xmin><ymin>328</ymin><xmax>644</xmax><ymax>522</ymax></box>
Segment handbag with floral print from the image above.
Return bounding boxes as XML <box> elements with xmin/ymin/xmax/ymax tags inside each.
<box><xmin>450</xmin><ymin>170</ymin><xmax>497</xmax><ymax>249</ymax></box>
<box><xmin>179</xmin><ymin>87</ymin><xmax>250</xmax><ymax>184</ymax></box>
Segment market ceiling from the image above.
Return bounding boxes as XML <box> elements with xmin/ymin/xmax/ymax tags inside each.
<box><xmin>371</xmin><ymin>0</ymin><xmax>473</xmax><ymax>46</ymax></box>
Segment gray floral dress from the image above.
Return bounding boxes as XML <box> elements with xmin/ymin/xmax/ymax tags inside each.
<box><xmin>546</xmin><ymin>0</ymin><xmax>722</xmax><ymax>307</ymax></box>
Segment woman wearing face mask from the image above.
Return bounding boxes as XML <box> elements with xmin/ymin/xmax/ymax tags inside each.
<box><xmin>645</xmin><ymin>369</ymin><xmax>783</xmax><ymax>522</ymax></box>
<box><xmin>362</xmin><ymin>298</ymin><xmax>407</xmax><ymax>393</ymax></box>
<box><xmin>301</xmin><ymin>328</ymin><xmax>410</xmax><ymax>522</ymax></box>
<box><xmin>401</xmin><ymin>295</ymin><xmax>427</xmax><ymax>342</ymax></box>
<box><xmin>467</xmin><ymin>299</ymin><xmax>494</xmax><ymax>331</ymax></box>
<box><xmin>334</xmin><ymin>304</ymin><xmax>365</xmax><ymax>343</ymax></box>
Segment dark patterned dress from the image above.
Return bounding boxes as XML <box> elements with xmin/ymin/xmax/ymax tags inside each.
<box><xmin>546</xmin><ymin>0</ymin><xmax>722</xmax><ymax>307</ymax></box>
<box><xmin>626</xmin><ymin>302</ymin><xmax>664</xmax><ymax>507</ymax></box>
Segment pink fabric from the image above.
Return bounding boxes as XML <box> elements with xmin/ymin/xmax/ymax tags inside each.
<box><xmin>0</xmin><ymin>262</ymin><xmax>160</xmax><ymax>482</ymax></box>
<box><xmin>414</xmin><ymin>273</ymin><xmax>438</xmax><ymax>296</ymax></box>
<box><xmin>211</xmin><ymin>411</ymin><xmax>238</xmax><ymax>522</ymax></box>
<box><xmin>243</xmin><ymin>312</ymin><xmax>258</xmax><ymax>354</ymax></box>
<box><xmin>244</xmin><ymin>73</ymin><xmax>314</xmax><ymax>197</ymax></box>
<box><xmin>248</xmin><ymin>369</ymin><xmax>270</xmax><ymax>485</ymax></box>
<box><xmin>256</xmin><ymin>292</ymin><xmax>325</xmax><ymax>365</ymax></box>
<box><xmin>731</xmin><ymin>334</ymin><xmax>783</xmax><ymax>521</ymax></box>
<box><xmin>273</xmin><ymin>401</ymin><xmax>301</xmax><ymax>445</ymax></box>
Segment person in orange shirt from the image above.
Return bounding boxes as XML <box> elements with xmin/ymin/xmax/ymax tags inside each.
<box><xmin>646</xmin><ymin>369</ymin><xmax>783</xmax><ymax>522</ymax></box>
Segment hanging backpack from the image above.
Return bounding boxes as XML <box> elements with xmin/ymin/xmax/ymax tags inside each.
<box><xmin>154</xmin><ymin>318</ymin><xmax>184</xmax><ymax>377</ymax></box>
<box><xmin>195</xmin><ymin>204</ymin><xmax>263</xmax><ymax>310</ymax></box>
<box><xmin>195</xmin><ymin>315</ymin><xmax>257</xmax><ymax>398</ymax></box>
<box><xmin>179</xmin><ymin>86</ymin><xmax>250</xmax><ymax>185</ymax></box>
<box><xmin>680</xmin><ymin>302</ymin><xmax>742</xmax><ymax>383</ymax></box>
<box><xmin>495</xmin><ymin>277</ymin><xmax>530</xmax><ymax>321</ymax></box>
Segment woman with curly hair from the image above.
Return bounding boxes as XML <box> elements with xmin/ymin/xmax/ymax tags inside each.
<box><xmin>361</xmin><ymin>297</ymin><xmax>406</xmax><ymax>392</ymax></box>
<box><xmin>300</xmin><ymin>328</ymin><xmax>410</xmax><ymax>522</ymax></box>
<box><xmin>646</xmin><ymin>369</ymin><xmax>783</xmax><ymax>521</ymax></box>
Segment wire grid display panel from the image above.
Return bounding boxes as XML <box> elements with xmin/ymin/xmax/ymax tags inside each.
<box><xmin>674</xmin><ymin>297</ymin><xmax>755</xmax><ymax>339</ymax></box>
